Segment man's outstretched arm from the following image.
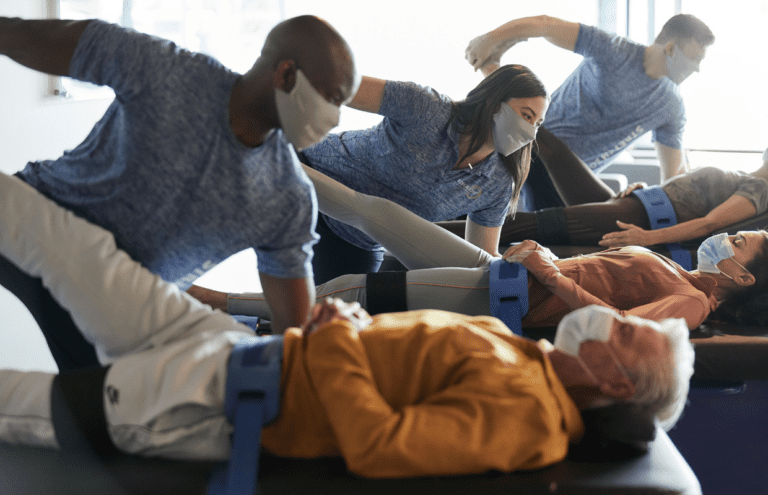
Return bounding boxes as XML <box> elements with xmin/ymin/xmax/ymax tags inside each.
<box><xmin>466</xmin><ymin>15</ymin><xmax>581</xmax><ymax>76</ymax></box>
<box><xmin>0</xmin><ymin>17</ymin><xmax>91</xmax><ymax>76</ymax></box>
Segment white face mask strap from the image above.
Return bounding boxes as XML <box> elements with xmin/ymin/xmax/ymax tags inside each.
<box><xmin>576</xmin><ymin>344</ymin><xmax>633</xmax><ymax>390</ymax></box>
<box><xmin>606</xmin><ymin>345</ymin><xmax>633</xmax><ymax>384</ymax></box>
<box><xmin>576</xmin><ymin>355</ymin><xmax>600</xmax><ymax>386</ymax></box>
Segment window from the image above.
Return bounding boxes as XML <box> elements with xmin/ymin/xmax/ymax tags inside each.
<box><xmin>677</xmin><ymin>0</ymin><xmax>767</xmax><ymax>171</ymax></box>
<box><xmin>283</xmin><ymin>0</ymin><xmax>599</xmax><ymax>133</ymax></box>
<box><xmin>49</xmin><ymin>0</ymin><xmax>284</xmax><ymax>100</ymax></box>
<box><xmin>599</xmin><ymin>0</ymin><xmax>765</xmax><ymax>171</ymax></box>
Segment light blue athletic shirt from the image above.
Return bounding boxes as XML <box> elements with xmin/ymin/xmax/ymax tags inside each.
<box><xmin>544</xmin><ymin>24</ymin><xmax>686</xmax><ymax>172</ymax></box>
<box><xmin>303</xmin><ymin>81</ymin><xmax>514</xmax><ymax>251</ymax></box>
<box><xmin>19</xmin><ymin>21</ymin><xmax>317</xmax><ymax>287</ymax></box>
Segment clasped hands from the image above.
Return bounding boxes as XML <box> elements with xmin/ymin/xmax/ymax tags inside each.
<box><xmin>302</xmin><ymin>297</ymin><xmax>373</xmax><ymax>336</ymax></box>
<box><xmin>502</xmin><ymin>240</ymin><xmax>560</xmax><ymax>287</ymax></box>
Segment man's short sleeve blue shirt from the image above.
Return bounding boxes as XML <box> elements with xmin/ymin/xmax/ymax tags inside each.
<box><xmin>543</xmin><ymin>25</ymin><xmax>686</xmax><ymax>172</ymax></box>
<box><xmin>19</xmin><ymin>21</ymin><xmax>317</xmax><ymax>286</ymax></box>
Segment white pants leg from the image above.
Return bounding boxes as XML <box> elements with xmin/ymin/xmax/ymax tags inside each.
<box><xmin>303</xmin><ymin>165</ymin><xmax>496</xmax><ymax>270</ymax></box>
<box><xmin>0</xmin><ymin>173</ymin><xmax>244</xmax><ymax>364</ymax></box>
<box><xmin>228</xmin><ymin>268</ymin><xmax>491</xmax><ymax>318</ymax></box>
<box><xmin>0</xmin><ymin>173</ymin><xmax>254</xmax><ymax>459</ymax></box>
<box><xmin>0</xmin><ymin>370</ymin><xmax>58</xmax><ymax>449</ymax></box>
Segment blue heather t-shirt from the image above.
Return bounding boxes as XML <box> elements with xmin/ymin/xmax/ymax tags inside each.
<box><xmin>303</xmin><ymin>81</ymin><xmax>514</xmax><ymax>251</ymax></box>
<box><xmin>544</xmin><ymin>24</ymin><xmax>686</xmax><ymax>172</ymax></box>
<box><xmin>19</xmin><ymin>21</ymin><xmax>317</xmax><ymax>287</ymax></box>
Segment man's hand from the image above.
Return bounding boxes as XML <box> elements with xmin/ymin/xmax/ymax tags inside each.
<box><xmin>302</xmin><ymin>298</ymin><xmax>373</xmax><ymax>336</ymax></box>
<box><xmin>599</xmin><ymin>221</ymin><xmax>653</xmax><ymax>248</ymax></box>
<box><xmin>186</xmin><ymin>285</ymin><xmax>228</xmax><ymax>311</ymax></box>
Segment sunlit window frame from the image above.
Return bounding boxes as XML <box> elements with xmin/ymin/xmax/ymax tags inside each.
<box><xmin>45</xmin><ymin>0</ymin><xmax>285</xmax><ymax>101</ymax></box>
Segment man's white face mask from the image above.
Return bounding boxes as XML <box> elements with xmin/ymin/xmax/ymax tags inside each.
<box><xmin>665</xmin><ymin>44</ymin><xmax>699</xmax><ymax>85</ymax></box>
<box><xmin>554</xmin><ymin>306</ymin><xmax>630</xmax><ymax>384</ymax></box>
<box><xmin>275</xmin><ymin>69</ymin><xmax>340</xmax><ymax>151</ymax></box>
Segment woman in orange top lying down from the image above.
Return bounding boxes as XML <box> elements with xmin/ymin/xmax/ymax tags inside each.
<box><xmin>191</xmin><ymin>165</ymin><xmax>768</xmax><ymax>329</ymax></box>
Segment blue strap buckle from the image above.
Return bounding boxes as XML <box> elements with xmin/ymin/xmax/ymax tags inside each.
<box><xmin>632</xmin><ymin>186</ymin><xmax>693</xmax><ymax>270</ymax></box>
<box><xmin>208</xmin><ymin>335</ymin><xmax>283</xmax><ymax>495</ymax></box>
<box><xmin>489</xmin><ymin>258</ymin><xmax>529</xmax><ymax>335</ymax></box>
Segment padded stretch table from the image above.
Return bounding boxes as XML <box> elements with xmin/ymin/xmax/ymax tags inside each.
<box><xmin>0</xmin><ymin>427</ymin><xmax>699</xmax><ymax>495</ymax></box>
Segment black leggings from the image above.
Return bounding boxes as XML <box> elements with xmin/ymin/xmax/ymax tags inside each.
<box><xmin>502</xmin><ymin>198</ymin><xmax>650</xmax><ymax>245</ymax></box>
<box><xmin>440</xmin><ymin>196</ymin><xmax>650</xmax><ymax>246</ymax></box>
<box><xmin>530</xmin><ymin>126</ymin><xmax>616</xmax><ymax>207</ymax></box>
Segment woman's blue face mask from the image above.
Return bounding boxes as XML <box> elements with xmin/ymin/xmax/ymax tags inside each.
<box><xmin>697</xmin><ymin>232</ymin><xmax>735</xmax><ymax>275</ymax></box>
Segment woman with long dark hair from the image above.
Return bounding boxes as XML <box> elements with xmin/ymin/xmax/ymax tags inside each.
<box><xmin>302</xmin><ymin>65</ymin><xmax>548</xmax><ymax>282</ymax></box>
<box><xmin>192</xmin><ymin>166</ymin><xmax>768</xmax><ymax>329</ymax></box>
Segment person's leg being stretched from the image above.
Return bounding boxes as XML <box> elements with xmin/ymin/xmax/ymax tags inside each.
<box><xmin>229</xmin><ymin>267</ymin><xmax>490</xmax><ymax>318</ymax></box>
<box><xmin>0</xmin><ymin>172</ymin><xmax>252</xmax><ymax>458</ymax></box>
<box><xmin>0</xmin><ymin>173</ymin><xmax>244</xmax><ymax>364</ymax></box>
<box><xmin>497</xmin><ymin>197</ymin><xmax>649</xmax><ymax>246</ymax></box>
<box><xmin>534</xmin><ymin>127</ymin><xmax>616</xmax><ymax>206</ymax></box>
<box><xmin>302</xmin><ymin>164</ymin><xmax>496</xmax><ymax>270</ymax></box>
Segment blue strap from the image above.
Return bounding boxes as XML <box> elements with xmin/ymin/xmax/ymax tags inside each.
<box><xmin>489</xmin><ymin>258</ymin><xmax>529</xmax><ymax>335</ymax></box>
<box><xmin>631</xmin><ymin>186</ymin><xmax>693</xmax><ymax>270</ymax></box>
<box><xmin>208</xmin><ymin>335</ymin><xmax>284</xmax><ymax>495</ymax></box>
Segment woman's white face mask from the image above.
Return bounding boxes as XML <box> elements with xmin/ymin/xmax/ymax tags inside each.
<box><xmin>492</xmin><ymin>103</ymin><xmax>537</xmax><ymax>156</ymax></box>
<box><xmin>275</xmin><ymin>69</ymin><xmax>340</xmax><ymax>151</ymax></box>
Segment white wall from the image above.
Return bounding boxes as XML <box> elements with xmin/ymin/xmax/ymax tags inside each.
<box><xmin>289</xmin><ymin>0</ymin><xmax>597</xmax><ymax>134</ymax></box>
<box><xmin>0</xmin><ymin>1</ymin><xmax>267</xmax><ymax>372</ymax></box>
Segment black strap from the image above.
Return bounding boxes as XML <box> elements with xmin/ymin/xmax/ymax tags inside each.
<box><xmin>535</xmin><ymin>207</ymin><xmax>570</xmax><ymax>245</ymax></box>
<box><xmin>365</xmin><ymin>271</ymin><xmax>408</xmax><ymax>315</ymax></box>
<box><xmin>51</xmin><ymin>366</ymin><xmax>119</xmax><ymax>458</ymax></box>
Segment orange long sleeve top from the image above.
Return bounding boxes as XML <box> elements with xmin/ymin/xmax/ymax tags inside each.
<box><xmin>260</xmin><ymin>310</ymin><xmax>584</xmax><ymax>478</ymax></box>
<box><xmin>523</xmin><ymin>246</ymin><xmax>718</xmax><ymax>329</ymax></box>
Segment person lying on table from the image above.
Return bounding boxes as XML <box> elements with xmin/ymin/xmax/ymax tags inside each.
<box><xmin>438</xmin><ymin>132</ymin><xmax>768</xmax><ymax>249</ymax></box>
<box><xmin>192</xmin><ymin>165</ymin><xmax>768</xmax><ymax>329</ymax></box>
<box><xmin>0</xmin><ymin>171</ymin><xmax>692</xmax><ymax>478</ymax></box>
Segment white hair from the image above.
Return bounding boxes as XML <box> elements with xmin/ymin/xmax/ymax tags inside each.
<box><xmin>627</xmin><ymin>316</ymin><xmax>695</xmax><ymax>431</ymax></box>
